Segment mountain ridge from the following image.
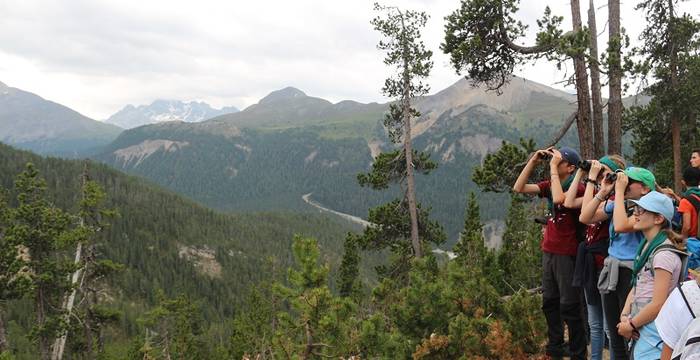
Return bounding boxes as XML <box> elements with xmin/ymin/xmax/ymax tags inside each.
<box><xmin>0</xmin><ymin>81</ymin><xmax>122</xmax><ymax>157</ymax></box>
<box><xmin>106</xmin><ymin>99</ymin><xmax>239</xmax><ymax>129</ymax></box>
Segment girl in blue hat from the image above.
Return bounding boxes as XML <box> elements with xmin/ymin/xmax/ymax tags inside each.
<box><xmin>618</xmin><ymin>191</ymin><xmax>686</xmax><ymax>360</ymax></box>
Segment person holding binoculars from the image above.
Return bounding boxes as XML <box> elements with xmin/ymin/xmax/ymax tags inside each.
<box><xmin>564</xmin><ymin>155</ymin><xmax>626</xmax><ymax>360</ymax></box>
<box><xmin>513</xmin><ymin>146</ymin><xmax>587</xmax><ymax>360</ymax></box>
<box><xmin>580</xmin><ymin>164</ymin><xmax>656</xmax><ymax>359</ymax></box>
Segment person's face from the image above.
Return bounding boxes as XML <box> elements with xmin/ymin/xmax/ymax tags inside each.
<box><xmin>625</xmin><ymin>180</ymin><xmax>648</xmax><ymax>199</ymax></box>
<box><xmin>690</xmin><ymin>152</ymin><xmax>700</xmax><ymax>168</ymax></box>
<box><xmin>598</xmin><ymin>165</ymin><xmax>613</xmax><ymax>182</ymax></box>
<box><xmin>558</xmin><ymin>161</ymin><xmax>575</xmax><ymax>175</ymax></box>
<box><xmin>632</xmin><ymin>206</ymin><xmax>665</xmax><ymax>231</ymax></box>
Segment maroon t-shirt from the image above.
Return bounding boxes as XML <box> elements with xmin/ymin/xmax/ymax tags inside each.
<box><xmin>537</xmin><ymin>180</ymin><xmax>585</xmax><ymax>256</ymax></box>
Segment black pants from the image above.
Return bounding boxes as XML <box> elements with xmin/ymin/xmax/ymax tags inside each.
<box><xmin>542</xmin><ymin>252</ymin><xmax>587</xmax><ymax>359</ymax></box>
<box><xmin>602</xmin><ymin>267</ymin><xmax>633</xmax><ymax>360</ymax></box>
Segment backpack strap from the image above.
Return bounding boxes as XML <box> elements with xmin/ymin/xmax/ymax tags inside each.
<box><xmin>679</xmin><ymin>281</ymin><xmax>700</xmax><ymax>318</ymax></box>
<box><xmin>648</xmin><ymin>244</ymin><xmax>690</xmax><ymax>285</ymax></box>
<box><xmin>684</xmin><ymin>195</ymin><xmax>700</xmax><ymax>236</ymax></box>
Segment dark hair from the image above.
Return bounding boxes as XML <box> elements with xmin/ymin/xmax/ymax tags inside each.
<box><xmin>694</xmin><ymin>149</ymin><xmax>700</xmax><ymax>155</ymax></box>
<box><xmin>683</xmin><ymin>167</ymin><xmax>700</xmax><ymax>187</ymax></box>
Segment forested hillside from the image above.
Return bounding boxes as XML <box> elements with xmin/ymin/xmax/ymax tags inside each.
<box><xmin>0</xmin><ymin>142</ymin><xmax>366</xmax><ymax>358</ymax></box>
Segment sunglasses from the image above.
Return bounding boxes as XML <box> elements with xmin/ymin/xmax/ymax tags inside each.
<box><xmin>632</xmin><ymin>206</ymin><xmax>647</xmax><ymax>216</ymax></box>
<box><xmin>632</xmin><ymin>206</ymin><xmax>660</xmax><ymax>217</ymax></box>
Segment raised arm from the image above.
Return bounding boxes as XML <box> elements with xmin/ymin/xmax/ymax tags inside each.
<box><xmin>580</xmin><ymin>170</ymin><xmax>614</xmax><ymax>224</ymax></box>
<box><xmin>563</xmin><ymin>168</ymin><xmax>585</xmax><ymax>209</ymax></box>
<box><xmin>548</xmin><ymin>149</ymin><xmax>567</xmax><ymax>205</ymax></box>
<box><xmin>513</xmin><ymin>150</ymin><xmax>548</xmax><ymax>195</ymax></box>
<box><xmin>613</xmin><ymin>173</ymin><xmax>636</xmax><ymax>233</ymax></box>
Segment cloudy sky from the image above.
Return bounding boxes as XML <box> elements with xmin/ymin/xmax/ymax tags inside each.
<box><xmin>0</xmin><ymin>0</ymin><xmax>695</xmax><ymax>120</ymax></box>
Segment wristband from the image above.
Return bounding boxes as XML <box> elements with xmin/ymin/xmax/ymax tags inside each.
<box><xmin>594</xmin><ymin>193</ymin><xmax>606</xmax><ymax>202</ymax></box>
<box><xmin>584</xmin><ymin>178</ymin><xmax>599</xmax><ymax>186</ymax></box>
<box><xmin>629</xmin><ymin>318</ymin><xmax>638</xmax><ymax>332</ymax></box>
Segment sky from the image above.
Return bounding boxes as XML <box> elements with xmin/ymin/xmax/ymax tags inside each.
<box><xmin>0</xmin><ymin>0</ymin><xmax>695</xmax><ymax>120</ymax></box>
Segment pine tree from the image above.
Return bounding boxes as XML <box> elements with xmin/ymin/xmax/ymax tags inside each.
<box><xmin>337</xmin><ymin>233</ymin><xmax>361</xmax><ymax>298</ymax></box>
<box><xmin>472</xmin><ymin>138</ymin><xmax>538</xmax><ymax>193</ymax></box>
<box><xmin>371</xmin><ymin>2</ymin><xmax>434</xmax><ymax>258</ymax></box>
<box><xmin>625</xmin><ymin>0</ymin><xmax>700</xmax><ymax>189</ymax></box>
<box><xmin>272</xmin><ymin>235</ymin><xmax>356</xmax><ymax>359</ymax></box>
<box><xmin>0</xmin><ymin>189</ymin><xmax>15</xmax><ymax>353</ymax></box>
<box><xmin>442</xmin><ymin>0</ymin><xmax>596</xmax><ymax>157</ymax></box>
<box><xmin>53</xmin><ymin>166</ymin><xmax>119</xmax><ymax>360</ymax></box>
<box><xmin>453</xmin><ymin>192</ymin><xmax>486</xmax><ymax>270</ymax></box>
<box><xmin>496</xmin><ymin>195</ymin><xmax>543</xmax><ymax>294</ymax></box>
<box><xmin>139</xmin><ymin>292</ymin><xmax>209</xmax><ymax>360</ymax></box>
<box><xmin>4</xmin><ymin>164</ymin><xmax>81</xmax><ymax>359</ymax></box>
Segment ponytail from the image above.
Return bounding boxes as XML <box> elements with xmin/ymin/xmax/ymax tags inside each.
<box><xmin>663</xmin><ymin>228</ymin><xmax>686</xmax><ymax>250</ymax></box>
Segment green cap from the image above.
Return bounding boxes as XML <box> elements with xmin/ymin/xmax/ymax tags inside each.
<box><xmin>624</xmin><ymin>167</ymin><xmax>656</xmax><ymax>190</ymax></box>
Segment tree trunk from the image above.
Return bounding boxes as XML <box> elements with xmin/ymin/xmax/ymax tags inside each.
<box><xmin>571</xmin><ymin>0</ymin><xmax>594</xmax><ymax>159</ymax></box>
<box><xmin>608</xmin><ymin>0</ymin><xmax>623</xmax><ymax>155</ymax></box>
<box><xmin>400</xmin><ymin>15</ymin><xmax>422</xmax><ymax>259</ymax></box>
<box><xmin>0</xmin><ymin>309</ymin><xmax>8</xmax><ymax>353</ymax></box>
<box><xmin>669</xmin><ymin>0</ymin><xmax>682</xmax><ymax>191</ymax></box>
<box><xmin>588</xmin><ymin>0</ymin><xmax>606</xmax><ymax>157</ymax></box>
<box><xmin>51</xmin><ymin>241</ymin><xmax>83</xmax><ymax>360</ymax></box>
<box><xmin>37</xmin><ymin>289</ymin><xmax>50</xmax><ymax>360</ymax></box>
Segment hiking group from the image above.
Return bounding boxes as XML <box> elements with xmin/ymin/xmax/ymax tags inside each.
<box><xmin>513</xmin><ymin>147</ymin><xmax>700</xmax><ymax>360</ymax></box>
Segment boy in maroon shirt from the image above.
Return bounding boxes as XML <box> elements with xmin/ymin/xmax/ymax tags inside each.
<box><xmin>513</xmin><ymin>146</ymin><xmax>586</xmax><ymax>360</ymax></box>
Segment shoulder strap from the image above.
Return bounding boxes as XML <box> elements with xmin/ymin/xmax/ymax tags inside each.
<box><xmin>679</xmin><ymin>281</ymin><xmax>700</xmax><ymax>318</ymax></box>
<box><xmin>649</xmin><ymin>244</ymin><xmax>690</xmax><ymax>284</ymax></box>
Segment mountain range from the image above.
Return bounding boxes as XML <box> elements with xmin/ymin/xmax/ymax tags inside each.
<box><xmin>2</xmin><ymin>76</ymin><xmax>627</xmax><ymax>245</ymax></box>
<box><xmin>94</xmin><ymin>76</ymin><xmax>581</xmax><ymax>245</ymax></box>
<box><xmin>105</xmin><ymin>100</ymin><xmax>239</xmax><ymax>129</ymax></box>
<box><xmin>0</xmin><ymin>81</ymin><xmax>121</xmax><ymax>157</ymax></box>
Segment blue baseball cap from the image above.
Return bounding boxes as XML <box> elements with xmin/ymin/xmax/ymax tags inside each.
<box><xmin>559</xmin><ymin>146</ymin><xmax>581</xmax><ymax>166</ymax></box>
<box><xmin>629</xmin><ymin>191</ymin><xmax>675</xmax><ymax>225</ymax></box>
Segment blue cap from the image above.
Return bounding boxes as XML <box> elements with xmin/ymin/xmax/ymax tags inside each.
<box><xmin>629</xmin><ymin>191</ymin><xmax>675</xmax><ymax>225</ymax></box>
<box><xmin>559</xmin><ymin>146</ymin><xmax>581</xmax><ymax>166</ymax></box>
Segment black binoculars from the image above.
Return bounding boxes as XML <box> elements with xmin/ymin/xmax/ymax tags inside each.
<box><xmin>578</xmin><ymin>160</ymin><xmax>592</xmax><ymax>172</ymax></box>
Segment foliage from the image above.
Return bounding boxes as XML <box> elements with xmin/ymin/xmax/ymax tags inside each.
<box><xmin>272</xmin><ymin>236</ymin><xmax>358</xmax><ymax>359</ymax></box>
<box><xmin>441</xmin><ymin>0</ymin><xmax>583</xmax><ymax>91</ymax></box>
<box><xmin>453</xmin><ymin>192</ymin><xmax>486</xmax><ymax>268</ymax></box>
<box><xmin>137</xmin><ymin>292</ymin><xmax>210</xmax><ymax>360</ymax></box>
<box><xmin>3</xmin><ymin>164</ymin><xmax>82</xmax><ymax>358</ymax></box>
<box><xmin>496</xmin><ymin>196</ymin><xmax>543</xmax><ymax>294</ymax></box>
<box><xmin>623</xmin><ymin>0</ymin><xmax>700</xmax><ymax>182</ymax></box>
<box><xmin>472</xmin><ymin>138</ymin><xmax>538</xmax><ymax>193</ymax></box>
<box><xmin>337</xmin><ymin>233</ymin><xmax>361</xmax><ymax>298</ymax></box>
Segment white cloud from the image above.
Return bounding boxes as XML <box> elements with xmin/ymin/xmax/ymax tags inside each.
<box><xmin>0</xmin><ymin>0</ymin><xmax>695</xmax><ymax>119</ymax></box>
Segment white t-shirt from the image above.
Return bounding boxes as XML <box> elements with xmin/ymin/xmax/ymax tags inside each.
<box><xmin>657</xmin><ymin>285</ymin><xmax>694</xmax><ymax>349</ymax></box>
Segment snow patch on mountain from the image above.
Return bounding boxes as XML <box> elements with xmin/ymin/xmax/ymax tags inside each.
<box><xmin>106</xmin><ymin>100</ymin><xmax>239</xmax><ymax>129</ymax></box>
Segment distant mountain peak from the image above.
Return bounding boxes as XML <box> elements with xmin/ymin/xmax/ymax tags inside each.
<box><xmin>106</xmin><ymin>99</ymin><xmax>239</xmax><ymax>129</ymax></box>
<box><xmin>259</xmin><ymin>87</ymin><xmax>307</xmax><ymax>104</ymax></box>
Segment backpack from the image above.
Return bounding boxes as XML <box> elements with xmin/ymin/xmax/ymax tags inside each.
<box><xmin>682</xmin><ymin>195</ymin><xmax>700</xmax><ymax>271</ymax></box>
<box><xmin>671</xmin><ymin>280</ymin><xmax>700</xmax><ymax>359</ymax></box>
<box><xmin>648</xmin><ymin>244</ymin><xmax>689</xmax><ymax>285</ymax></box>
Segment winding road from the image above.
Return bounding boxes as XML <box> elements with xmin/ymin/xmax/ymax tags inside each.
<box><xmin>301</xmin><ymin>193</ymin><xmax>455</xmax><ymax>259</ymax></box>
